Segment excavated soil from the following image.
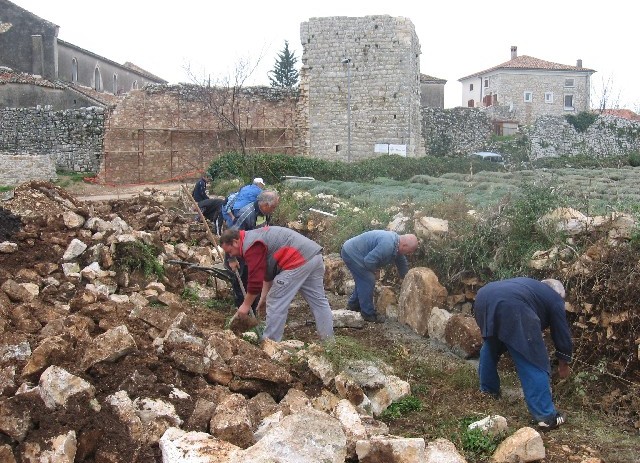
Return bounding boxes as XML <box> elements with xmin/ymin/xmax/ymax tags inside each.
<box><xmin>0</xmin><ymin>180</ymin><xmax>638</xmax><ymax>462</ymax></box>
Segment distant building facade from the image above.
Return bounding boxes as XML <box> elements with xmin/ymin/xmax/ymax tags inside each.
<box><xmin>0</xmin><ymin>0</ymin><xmax>166</xmax><ymax>110</ymax></box>
<box><xmin>459</xmin><ymin>46</ymin><xmax>595</xmax><ymax>125</ymax></box>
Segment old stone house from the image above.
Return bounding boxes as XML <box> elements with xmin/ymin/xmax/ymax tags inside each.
<box><xmin>458</xmin><ymin>46</ymin><xmax>595</xmax><ymax>126</ymax></box>
<box><xmin>0</xmin><ymin>0</ymin><xmax>166</xmax><ymax>110</ymax></box>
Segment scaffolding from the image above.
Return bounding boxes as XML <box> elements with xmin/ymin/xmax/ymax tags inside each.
<box><xmin>99</xmin><ymin>89</ymin><xmax>297</xmax><ymax>184</ymax></box>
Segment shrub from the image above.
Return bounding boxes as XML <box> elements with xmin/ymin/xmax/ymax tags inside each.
<box><xmin>565</xmin><ymin>111</ymin><xmax>597</xmax><ymax>133</ymax></box>
<box><xmin>379</xmin><ymin>396</ymin><xmax>423</xmax><ymax>420</ymax></box>
<box><xmin>628</xmin><ymin>152</ymin><xmax>640</xmax><ymax>167</ymax></box>
<box><xmin>457</xmin><ymin>417</ymin><xmax>504</xmax><ymax>461</ymax></box>
<box><xmin>207</xmin><ymin>152</ymin><xmax>502</xmax><ymax>185</ymax></box>
<box><xmin>115</xmin><ymin>241</ymin><xmax>164</xmax><ymax>278</ymax></box>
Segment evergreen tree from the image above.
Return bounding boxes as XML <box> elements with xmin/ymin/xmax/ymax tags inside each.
<box><xmin>269</xmin><ymin>41</ymin><xmax>299</xmax><ymax>89</ymax></box>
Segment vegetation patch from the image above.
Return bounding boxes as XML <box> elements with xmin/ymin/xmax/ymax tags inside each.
<box><xmin>114</xmin><ymin>241</ymin><xmax>164</xmax><ymax>279</ymax></box>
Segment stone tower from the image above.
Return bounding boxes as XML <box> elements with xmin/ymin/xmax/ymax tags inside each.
<box><xmin>296</xmin><ymin>15</ymin><xmax>423</xmax><ymax>161</ymax></box>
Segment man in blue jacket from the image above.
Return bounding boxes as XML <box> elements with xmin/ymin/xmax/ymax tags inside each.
<box><xmin>221</xmin><ymin>177</ymin><xmax>265</xmax><ymax>227</ymax></box>
<box><xmin>340</xmin><ymin>230</ymin><xmax>419</xmax><ymax>323</ymax></box>
<box><xmin>473</xmin><ymin>277</ymin><xmax>572</xmax><ymax>431</ymax></box>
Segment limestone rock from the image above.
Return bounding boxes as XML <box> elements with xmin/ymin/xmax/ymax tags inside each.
<box><xmin>398</xmin><ymin>267</ymin><xmax>447</xmax><ymax>336</ymax></box>
<box><xmin>424</xmin><ymin>438</ymin><xmax>467</xmax><ymax>463</ymax></box>
<box><xmin>491</xmin><ymin>427</ymin><xmax>545</xmax><ymax>463</ymax></box>
<box><xmin>356</xmin><ymin>435</ymin><xmax>426</xmax><ymax>462</ymax></box>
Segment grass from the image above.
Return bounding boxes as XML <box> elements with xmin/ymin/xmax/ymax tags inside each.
<box><xmin>0</xmin><ymin>185</ymin><xmax>14</xmax><ymax>192</ymax></box>
<box><xmin>54</xmin><ymin>170</ymin><xmax>94</xmax><ymax>188</ymax></box>
<box><xmin>321</xmin><ymin>335</ymin><xmax>381</xmax><ymax>370</ymax></box>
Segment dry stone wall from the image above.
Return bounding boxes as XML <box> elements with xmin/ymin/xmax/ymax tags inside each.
<box><xmin>420</xmin><ymin>107</ymin><xmax>492</xmax><ymax>156</ymax></box>
<box><xmin>0</xmin><ymin>106</ymin><xmax>103</xmax><ymax>172</ymax></box>
<box><xmin>0</xmin><ymin>153</ymin><xmax>57</xmax><ymax>185</ymax></box>
<box><xmin>525</xmin><ymin>114</ymin><xmax>640</xmax><ymax>159</ymax></box>
<box><xmin>298</xmin><ymin>16</ymin><xmax>423</xmax><ymax>161</ymax></box>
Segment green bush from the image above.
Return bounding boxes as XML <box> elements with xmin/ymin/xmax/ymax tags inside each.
<box><xmin>628</xmin><ymin>152</ymin><xmax>640</xmax><ymax>167</ymax></box>
<box><xmin>115</xmin><ymin>241</ymin><xmax>164</xmax><ymax>278</ymax></box>
<box><xmin>379</xmin><ymin>396</ymin><xmax>423</xmax><ymax>420</ymax></box>
<box><xmin>207</xmin><ymin>152</ymin><xmax>502</xmax><ymax>185</ymax></box>
<box><xmin>457</xmin><ymin>417</ymin><xmax>504</xmax><ymax>461</ymax></box>
<box><xmin>565</xmin><ymin>111</ymin><xmax>598</xmax><ymax>133</ymax></box>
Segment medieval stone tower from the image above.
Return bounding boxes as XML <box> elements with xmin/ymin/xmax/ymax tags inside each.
<box><xmin>296</xmin><ymin>15</ymin><xmax>424</xmax><ymax>161</ymax></box>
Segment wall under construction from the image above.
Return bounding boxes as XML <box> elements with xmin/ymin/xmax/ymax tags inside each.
<box><xmin>101</xmin><ymin>85</ymin><xmax>297</xmax><ymax>184</ymax></box>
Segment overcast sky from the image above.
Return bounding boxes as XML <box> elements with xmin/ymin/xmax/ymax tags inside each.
<box><xmin>13</xmin><ymin>0</ymin><xmax>637</xmax><ymax>110</ymax></box>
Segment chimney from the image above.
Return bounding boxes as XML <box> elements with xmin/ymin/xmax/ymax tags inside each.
<box><xmin>576</xmin><ymin>59</ymin><xmax>583</xmax><ymax>68</ymax></box>
<box><xmin>511</xmin><ymin>46</ymin><xmax>517</xmax><ymax>60</ymax></box>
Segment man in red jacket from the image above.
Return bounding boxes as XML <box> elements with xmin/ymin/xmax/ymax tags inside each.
<box><xmin>220</xmin><ymin>226</ymin><xmax>334</xmax><ymax>342</ymax></box>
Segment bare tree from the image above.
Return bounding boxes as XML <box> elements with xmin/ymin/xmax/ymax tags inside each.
<box><xmin>592</xmin><ymin>75</ymin><xmax>622</xmax><ymax>113</ymax></box>
<box><xmin>185</xmin><ymin>53</ymin><xmax>265</xmax><ymax>155</ymax></box>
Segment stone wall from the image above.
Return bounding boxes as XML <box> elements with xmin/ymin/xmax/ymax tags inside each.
<box><xmin>0</xmin><ymin>153</ymin><xmax>57</xmax><ymax>186</ymax></box>
<box><xmin>0</xmin><ymin>106</ymin><xmax>104</xmax><ymax>172</ymax></box>
<box><xmin>102</xmin><ymin>85</ymin><xmax>297</xmax><ymax>184</ymax></box>
<box><xmin>298</xmin><ymin>16</ymin><xmax>423</xmax><ymax>161</ymax></box>
<box><xmin>420</xmin><ymin>107</ymin><xmax>492</xmax><ymax>156</ymax></box>
<box><xmin>526</xmin><ymin>114</ymin><xmax>640</xmax><ymax>159</ymax></box>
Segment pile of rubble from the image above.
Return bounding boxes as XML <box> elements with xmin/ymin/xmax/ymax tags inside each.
<box><xmin>0</xmin><ymin>182</ymin><xmax>614</xmax><ymax>461</ymax></box>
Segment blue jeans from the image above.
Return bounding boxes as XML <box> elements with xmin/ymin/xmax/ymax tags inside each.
<box><xmin>340</xmin><ymin>248</ymin><xmax>377</xmax><ymax>317</ymax></box>
<box><xmin>479</xmin><ymin>337</ymin><xmax>557</xmax><ymax>422</ymax></box>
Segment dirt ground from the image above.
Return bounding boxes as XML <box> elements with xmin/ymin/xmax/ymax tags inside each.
<box><xmin>1</xmin><ymin>178</ymin><xmax>638</xmax><ymax>462</ymax></box>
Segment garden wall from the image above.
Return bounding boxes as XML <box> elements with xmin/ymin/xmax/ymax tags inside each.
<box><xmin>525</xmin><ymin>114</ymin><xmax>640</xmax><ymax>159</ymax></box>
<box><xmin>0</xmin><ymin>106</ymin><xmax>104</xmax><ymax>172</ymax></box>
<box><xmin>0</xmin><ymin>153</ymin><xmax>57</xmax><ymax>186</ymax></box>
<box><xmin>420</xmin><ymin>107</ymin><xmax>492</xmax><ymax>156</ymax></box>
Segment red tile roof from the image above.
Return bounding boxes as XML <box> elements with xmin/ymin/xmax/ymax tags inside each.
<box><xmin>0</xmin><ymin>68</ymin><xmax>64</xmax><ymax>88</ymax></box>
<box><xmin>460</xmin><ymin>55</ymin><xmax>596</xmax><ymax>81</ymax></box>
<box><xmin>598</xmin><ymin>109</ymin><xmax>640</xmax><ymax>121</ymax></box>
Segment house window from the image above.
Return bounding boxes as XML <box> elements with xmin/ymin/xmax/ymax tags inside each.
<box><xmin>469</xmin><ymin>83</ymin><xmax>474</xmax><ymax>91</ymax></box>
<box><xmin>132</xmin><ymin>80</ymin><xmax>138</xmax><ymax>90</ymax></box>
<box><xmin>94</xmin><ymin>67</ymin><xmax>102</xmax><ymax>92</ymax></box>
<box><xmin>524</xmin><ymin>91</ymin><xmax>533</xmax><ymax>102</ymax></box>
<box><xmin>564</xmin><ymin>78</ymin><xmax>575</xmax><ymax>87</ymax></box>
<box><xmin>71</xmin><ymin>58</ymin><xmax>78</xmax><ymax>83</ymax></box>
<box><xmin>564</xmin><ymin>94</ymin><xmax>574</xmax><ymax>110</ymax></box>
<box><xmin>113</xmin><ymin>74</ymin><xmax>118</xmax><ymax>95</ymax></box>
<box><xmin>545</xmin><ymin>92</ymin><xmax>554</xmax><ymax>103</ymax></box>
<box><xmin>484</xmin><ymin>78</ymin><xmax>489</xmax><ymax>88</ymax></box>
<box><xmin>467</xmin><ymin>99</ymin><xmax>475</xmax><ymax>107</ymax></box>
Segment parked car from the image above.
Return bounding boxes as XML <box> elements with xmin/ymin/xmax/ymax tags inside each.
<box><xmin>470</xmin><ymin>151</ymin><xmax>504</xmax><ymax>164</ymax></box>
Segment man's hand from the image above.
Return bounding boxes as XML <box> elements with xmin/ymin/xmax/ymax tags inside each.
<box><xmin>228</xmin><ymin>257</ymin><xmax>239</xmax><ymax>271</ymax></box>
<box><xmin>235</xmin><ymin>303</ymin><xmax>251</xmax><ymax>319</ymax></box>
<box><xmin>557</xmin><ymin>360</ymin><xmax>571</xmax><ymax>379</ymax></box>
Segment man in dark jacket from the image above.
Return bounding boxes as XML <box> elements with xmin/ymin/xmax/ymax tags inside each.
<box><xmin>473</xmin><ymin>277</ymin><xmax>572</xmax><ymax>431</ymax></box>
<box><xmin>340</xmin><ymin>230</ymin><xmax>419</xmax><ymax>323</ymax></box>
<box><xmin>192</xmin><ymin>173</ymin><xmax>210</xmax><ymax>203</ymax></box>
<box><xmin>220</xmin><ymin>226</ymin><xmax>334</xmax><ymax>342</ymax></box>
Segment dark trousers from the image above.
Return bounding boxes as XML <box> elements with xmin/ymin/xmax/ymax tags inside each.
<box><xmin>225</xmin><ymin>255</ymin><xmax>258</xmax><ymax>313</ymax></box>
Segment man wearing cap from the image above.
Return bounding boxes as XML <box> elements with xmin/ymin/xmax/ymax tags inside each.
<box><xmin>473</xmin><ymin>277</ymin><xmax>573</xmax><ymax>431</ymax></box>
<box><xmin>220</xmin><ymin>226</ymin><xmax>334</xmax><ymax>342</ymax></box>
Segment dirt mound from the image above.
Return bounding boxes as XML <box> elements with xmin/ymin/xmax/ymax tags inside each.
<box><xmin>4</xmin><ymin>180</ymin><xmax>80</xmax><ymax>219</ymax></box>
<box><xmin>0</xmin><ymin>207</ymin><xmax>22</xmax><ymax>241</ymax></box>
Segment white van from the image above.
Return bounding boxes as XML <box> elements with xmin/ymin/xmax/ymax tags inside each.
<box><xmin>471</xmin><ymin>152</ymin><xmax>504</xmax><ymax>164</ymax></box>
